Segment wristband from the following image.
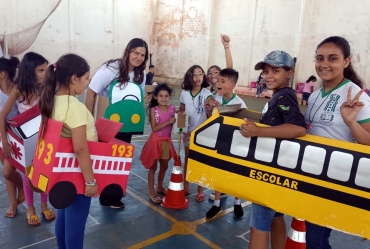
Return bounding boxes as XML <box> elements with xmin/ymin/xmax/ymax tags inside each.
<box><xmin>85</xmin><ymin>179</ymin><xmax>96</xmax><ymax>187</ymax></box>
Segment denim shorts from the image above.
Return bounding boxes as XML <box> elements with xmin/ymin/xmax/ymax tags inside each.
<box><xmin>249</xmin><ymin>203</ymin><xmax>284</xmax><ymax>232</ymax></box>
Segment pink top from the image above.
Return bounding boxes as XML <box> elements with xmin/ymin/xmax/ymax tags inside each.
<box><xmin>152</xmin><ymin>105</ymin><xmax>176</xmax><ymax>137</ymax></box>
<box><xmin>303</xmin><ymin>81</ymin><xmax>315</xmax><ymax>93</ymax></box>
<box><xmin>17</xmin><ymin>98</ymin><xmax>39</xmax><ymax>114</ymax></box>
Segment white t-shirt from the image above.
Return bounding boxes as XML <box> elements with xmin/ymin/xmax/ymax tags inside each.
<box><xmin>304</xmin><ymin>80</ymin><xmax>370</xmax><ymax>142</ymax></box>
<box><xmin>214</xmin><ymin>93</ymin><xmax>247</xmax><ymax>108</ymax></box>
<box><xmin>180</xmin><ymin>88</ymin><xmax>212</xmax><ymax>132</ymax></box>
<box><xmin>89</xmin><ymin>60</ymin><xmax>146</xmax><ymax>97</ymax></box>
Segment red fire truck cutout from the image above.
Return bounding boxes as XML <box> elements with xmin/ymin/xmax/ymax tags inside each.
<box><xmin>0</xmin><ymin>105</ymin><xmax>40</xmax><ymax>174</ymax></box>
<box><xmin>28</xmin><ymin>117</ymin><xmax>135</xmax><ymax>209</ymax></box>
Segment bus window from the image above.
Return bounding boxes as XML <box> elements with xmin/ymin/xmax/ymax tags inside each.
<box><xmin>255</xmin><ymin>137</ymin><xmax>276</xmax><ymax>163</ymax></box>
<box><xmin>355</xmin><ymin>158</ymin><xmax>370</xmax><ymax>189</ymax></box>
<box><xmin>277</xmin><ymin>141</ymin><xmax>300</xmax><ymax>169</ymax></box>
<box><xmin>19</xmin><ymin>115</ymin><xmax>41</xmax><ymax>139</ymax></box>
<box><xmin>195</xmin><ymin>123</ymin><xmax>220</xmax><ymax>149</ymax></box>
<box><xmin>301</xmin><ymin>145</ymin><xmax>325</xmax><ymax>175</ymax></box>
<box><xmin>230</xmin><ymin>130</ymin><xmax>251</xmax><ymax>157</ymax></box>
<box><xmin>327</xmin><ymin>151</ymin><xmax>353</xmax><ymax>182</ymax></box>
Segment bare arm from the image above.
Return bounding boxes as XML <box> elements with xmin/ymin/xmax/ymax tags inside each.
<box><xmin>0</xmin><ymin>88</ymin><xmax>20</xmax><ymax>146</ymax></box>
<box><xmin>71</xmin><ymin>125</ymin><xmax>98</xmax><ymax>196</ymax></box>
<box><xmin>149</xmin><ymin>108</ymin><xmax>175</xmax><ymax>132</ymax></box>
<box><xmin>85</xmin><ymin>88</ymin><xmax>97</xmax><ymax>114</ymax></box>
<box><xmin>221</xmin><ymin>34</ymin><xmax>233</xmax><ymax>69</ymax></box>
<box><xmin>348</xmin><ymin>122</ymin><xmax>370</xmax><ymax>145</ymax></box>
<box><xmin>240</xmin><ymin>121</ymin><xmax>306</xmax><ymax>139</ymax></box>
<box><xmin>178</xmin><ymin>103</ymin><xmax>185</xmax><ymax>114</ymax></box>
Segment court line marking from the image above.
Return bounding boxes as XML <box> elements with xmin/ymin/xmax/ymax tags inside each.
<box><xmin>126</xmin><ymin>188</ymin><xmax>251</xmax><ymax>249</ymax></box>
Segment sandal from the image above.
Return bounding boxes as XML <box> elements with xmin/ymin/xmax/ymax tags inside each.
<box><xmin>150</xmin><ymin>196</ymin><xmax>162</xmax><ymax>204</ymax></box>
<box><xmin>156</xmin><ymin>189</ymin><xmax>167</xmax><ymax>195</ymax></box>
<box><xmin>42</xmin><ymin>209</ymin><xmax>56</xmax><ymax>221</ymax></box>
<box><xmin>5</xmin><ymin>208</ymin><xmax>17</xmax><ymax>218</ymax></box>
<box><xmin>27</xmin><ymin>215</ymin><xmax>41</xmax><ymax>226</ymax></box>
<box><xmin>196</xmin><ymin>193</ymin><xmax>205</xmax><ymax>202</ymax></box>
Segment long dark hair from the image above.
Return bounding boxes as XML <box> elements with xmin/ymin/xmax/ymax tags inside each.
<box><xmin>39</xmin><ymin>54</ymin><xmax>90</xmax><ymax>138</ymax></box>
<box><xmin>181</xmin><ymin>65</ymin><xmax>210</xmax><ymax>90</ymax></box>
<box><xmin>17</xmin><ymin>52</ymin><xmax>48</xmax><ymax>104</ymax></box>
<box><xmin>104</xmin><ymin>38</ymin><xmax>148</xmax><ymax>87</ymax></box>
<box><xmin>146</xmin><ymin>83</ymin><xmax>174</xmax><ymax>121</ymax></box>
<box><xmin>317</xmin><ymin>36</ymin><xmax>363</xmax><ymax>88</ymax></box>
<box><xmin>306</xmin><ymin>75</ymin><xmax>316</xmax><ymax>83</ymax></box>
<box><xmin>0</xmin><ymin>56</ymin><xmax>19</xmax><ymax>81</ymax></box>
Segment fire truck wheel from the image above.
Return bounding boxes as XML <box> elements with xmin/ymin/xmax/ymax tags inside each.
<box><xmin>49</xmin><ymin>181</ymin><xmax>77</xmax><ymax>209</ymax></box>
<box><xmin>99</xmin><ymin>184</ymin><xmax>124</xmax><ymax>206</ymax></box>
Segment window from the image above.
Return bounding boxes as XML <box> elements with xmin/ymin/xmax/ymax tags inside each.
<box><xmin>277</xmin><ymin>141</ymin><xmax>300</xmax><ymax>169</ymax></box>
<box><xmin>355</xmin><ymin>158</ymin><xmax>370</xmax><ymax>189</ymax></box>
<box><xmin>327</xmin><ymin>151</ymin><xmax>353</xmax><ymax>181</ymax></box>
<box><xmin>255</xmin><ymin>137</ymin><xmax>276</xmax><ymax>163</ymax></box>
<box><xmin>301</xmin><ymin>146</ymin><xmax>326</xmax><ymax>175</ymax></box>
<box><xmin>230</xmin><ymin>130</ymin><xmax>251</xmax><ymax>157</ymax></box>
<box><xmin>195</xmin><ymin>123</ymin><xmax>220</xmax><ymax>148</ymax></box>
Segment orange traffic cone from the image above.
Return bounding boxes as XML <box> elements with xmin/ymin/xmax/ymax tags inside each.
<box><xmin>161</xmin><ymin>166</ymin><xmax>189</xmax><ymax>209</ymax></box>
<box><xmin>285</xmin><ymin>218</ymin><xmax>306</xmax><ymax>249</ymax></box>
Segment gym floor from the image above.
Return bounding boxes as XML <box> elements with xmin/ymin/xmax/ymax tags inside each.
<box><xmin>0</xmin><ymin>87</ymin><xmax>369</xmax><ymax>248</ymax></box>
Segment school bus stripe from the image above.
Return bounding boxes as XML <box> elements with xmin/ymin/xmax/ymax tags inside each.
<box><xmin>189</xmin><ymin>149</ymin><xmax>370</xmax><ymax>211</ymax></box>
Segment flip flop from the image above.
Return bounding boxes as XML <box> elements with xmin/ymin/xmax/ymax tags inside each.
<box><xmin>27</xmin><ymin>215</ymin><xmax>41</xmax><ymax>226</ymax></box>
<box><xmin>196</xmin><ymin>193</ymin><xmax>205</xmax><ymax>202</ymax></box>
<box><xmin>42</xmin><ymin>209</ymin><xmax>56</xmax><ymax>221</ymax></box>
<box><xmin>150</xmin><ymin>196</ymin><xmax>162</xmax><ymax>204</ymax></box>
<box><xmin>5</xmin><ymin>209</ymin><xmax>17</xmax><ymax>218</ymax></box>
<box><xmin>156</xmin><ymin>189</ymin><xmax>167</xmax><ymax>195</ymax></box>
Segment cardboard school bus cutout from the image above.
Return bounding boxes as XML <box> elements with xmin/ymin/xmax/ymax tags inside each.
<box><xmin>104</xmin><ymin>81</ymin><xmax>145</xmax><ymax>135</ymax></box>
<box><xmin>28</xmin><ymin>118</ymin><xmax>135</xmax><ymax>209</ymax></box>
<box><xmin>0</xmin><ymin>105</ymin><xmax>40</xmax><ymax>174</ymax></box>
<box><xmin>188</xmin><ymin>105</ymin><xmax>370</xmax><ymax>239</ymax></box>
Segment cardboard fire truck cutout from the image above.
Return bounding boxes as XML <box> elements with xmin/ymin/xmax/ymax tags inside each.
<box><xmin>104</xmin><ymin>81</ymin><xmax>145</xmax><ymax>135</ymax></box>
<box><xmin>0</xmin><ymin>105</ymin><xmax>40</xmax><ymax>174</ymax></box>
<box><xmin>28</xmin><ymin>117</ymin><xmax>135</xmax><ymax>209</ymax></box>
<box><xmin>188</xmin><ymin>106</ymin><xmax>370</xmax><ymax>239</ymax></box>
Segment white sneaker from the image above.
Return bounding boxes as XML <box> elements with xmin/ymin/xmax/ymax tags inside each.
<box><xmin>209</xmin><ymin>193</ymin><xmax>227</xmax><ymax>200</ymax></box>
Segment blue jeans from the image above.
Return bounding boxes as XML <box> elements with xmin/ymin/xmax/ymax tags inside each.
<box><xmin>249</xmin><ymin>203</ymin><xmax>284</xmax><ymax>232</ymax></box>
<box><xmin>306</xmin><ymin>221</ymin><xmax>332</xmax><ymax>249</ymax></box>
<box><xmin>55</xmin><ymin>194</ymin><xmax>91</xmax><ymax>249</ymax></box>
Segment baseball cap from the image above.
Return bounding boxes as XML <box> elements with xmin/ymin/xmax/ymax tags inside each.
<box><xmin>254</xmin><ymin>50</ymin><xmax>295</xmax><ymax>70</ymax></box>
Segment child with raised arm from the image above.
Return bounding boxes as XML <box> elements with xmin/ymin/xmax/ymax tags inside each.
<box><xmin>39</xmin><ymin>54</ymin><xmax>98</xmax><ymax>249</ymax></box>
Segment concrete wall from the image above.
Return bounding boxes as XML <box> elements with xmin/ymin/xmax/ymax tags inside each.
<box><xmin>1</xmin><ymin>0</ymin><xmax>369</xmax><ymax>89</ymax></box>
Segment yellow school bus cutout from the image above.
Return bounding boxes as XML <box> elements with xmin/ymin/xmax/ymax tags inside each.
<box><xmin>187</xmin><ymin>109</ymin><xmax>370</xmax><ymax>239</ymax></box>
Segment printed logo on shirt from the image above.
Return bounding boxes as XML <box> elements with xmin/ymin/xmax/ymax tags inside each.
<box><xmin>319</xmin><ymin>94</ymin><xmax>340</xmax><ymax>126</ymax></box>
<box><xmin>194</xmin><ymin>94</ymin><xmax>205</xmax><ymax>115</ymax></box>
<box><xmin>261</xmin><ymin>103</ymin><xmax>269</xmax><ymax>115</ymax></box>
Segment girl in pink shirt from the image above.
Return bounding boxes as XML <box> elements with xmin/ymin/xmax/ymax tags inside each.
<box><xmin>140</xmin><ymin>83</ymin><xmax>177</xmax><ymax>204</ymax></box>
<box><xmin>301</xmin><ymin>75</ymin><xmax>316</xmax><ymax>105</ymax></box>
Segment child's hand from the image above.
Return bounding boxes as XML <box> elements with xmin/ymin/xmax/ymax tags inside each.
<box><xmin>169</xmin><ymin>117</ymin><xmax>176</xmax><ymax>124</ymax></box>
<box><xmin>177</xmin><ymin>110</ymin><xmax>184</xmax><ymax>115</ymax></box>
<box><xmin>1</xmin><ymin>142</ymin><xmax>13</xmax><ymax>158</ymax></box>
<box><xmin>85</xmin><ymin>184</ymin><xmax>98</xmax><ymax>197</ymax></box>
<box><xmin>240</xmin><ymin>119</ymin><xmax>260</xmax><ymax>137</ymax></box>
<box><xmin>221</xmin><ymin>34</ymin><xmax>230</xmax><ymax>48</ymax></box>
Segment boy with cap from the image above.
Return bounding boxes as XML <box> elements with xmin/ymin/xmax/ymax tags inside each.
<box><xmin>239</xmin><ymin>51</ymin><xmax>306</xmax><ymax>249</ymax></box>
<box><xmin>205</xmin><ymin>68</ymin><xmax>247</xmax><ymax>219</ymax></box>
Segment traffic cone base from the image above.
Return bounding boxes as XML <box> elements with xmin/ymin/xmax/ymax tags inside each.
<box><xmin>161</xmin><ymin>166</ymin><xmax>189</xmax><ymax>210</ymax></box>
<box><xmin>285</xmin><ymin>218</ymin><xmax>306</xmax><ymax>249</ymax></box>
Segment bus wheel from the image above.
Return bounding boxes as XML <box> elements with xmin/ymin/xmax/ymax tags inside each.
<box><xmin>99</xmin><ymin>184</ymin><xmax>123</xmax><ymax>206</ymax></box>
<box><xmin>49</xmin><ymin>181</ymin><xmax>76</xmax><ymax>209</ymax></box>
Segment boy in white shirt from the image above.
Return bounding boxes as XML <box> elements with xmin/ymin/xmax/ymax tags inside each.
<box><xmin>205</xmin><ymin>68</ymin><xmax>247</xmax><ymax>219</ymax></box>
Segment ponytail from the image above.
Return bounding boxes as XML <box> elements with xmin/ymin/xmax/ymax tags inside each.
<box><xmin>39</xmin><ymin>64</ymin><xmax>57</xmax><ymax>139</ymax></box>
<box><xmin>344</xmin><ymin>63</ymin><xmax>363</xmax><ymax>89</ymax></box>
